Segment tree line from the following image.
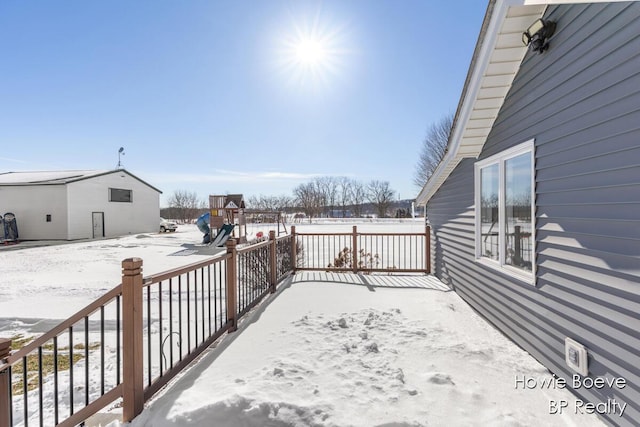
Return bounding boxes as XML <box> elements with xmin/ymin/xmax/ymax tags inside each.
<box><xmin>163</xmin><ymin>177</ymin><xmax>401</xmax><ymax>223</ymax></box>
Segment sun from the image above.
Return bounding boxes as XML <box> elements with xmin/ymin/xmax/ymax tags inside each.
<box><xmin>294</xmin><ymin>38</ymin><xmax>327</xmax><ymax>66</ymax></box>
<box><xmin>274</xmin><ymin>12</ymin><xmax>349</xmax><ymax>91</ymax></box>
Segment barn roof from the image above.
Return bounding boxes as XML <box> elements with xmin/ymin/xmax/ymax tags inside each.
<box><xmin>0</xmin><ymin>169</ymin><xmax>162</xmax><ymax>193</ymax></box>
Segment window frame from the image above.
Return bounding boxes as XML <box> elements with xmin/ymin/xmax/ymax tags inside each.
<box><xmin>474</xmin><ymin>139</ymin><xmax>535</xmax><ymax>284</ymax></box>
<box><xmin>109</xmin><ymin>187</ymin><xmax>133</xmax><ymax>203</ymax></box>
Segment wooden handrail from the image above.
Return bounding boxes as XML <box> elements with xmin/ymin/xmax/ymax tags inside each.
<box><xmin>291</xmin><ymin>232</ymin><xmax>351</xmax><ymax>236</ymax></box>
<box><xmin>236</xmin><ymin>239</ymin><xmax>270</xmax><ymax>255</ymax></box>
<box><xmin>1</xmin><ymin>283</ymin><xmax>123</xmax><ymax>369</ymax></box>
<box><xmin>294</xmin><ymin>231</ymin><xmax>427</xmax><ymax>237</ymax></box>
<box><xmin>144</xmin><ymin>254</ymin><xmax>230</xmax><ymax>285</ymax></box>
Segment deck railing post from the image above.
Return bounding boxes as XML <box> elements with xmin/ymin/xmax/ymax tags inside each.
<box><xmin>0</xmin><ymin>338</ymin><xmax>11</xmax><ymax>427</ymax></box>
<box><xmin>426</xmin><ymin>225</ymin><xmax>431</xmax><ymax>274</ymax></box>
<box><xmin>514</xmin><ymin>225</ymin><xmax>522</xmax><ymax>266</ymax></box>
<box><xmin>121</xmin><ymin>258</ymin><xmax>144</xmax><ymax>422</ymax></box>
<box><xmin>226</xmin><ymin>239</ymin><xmax>238</xmax><ymax>332</ymax></box>
<box><xmin>291</xmin><ymin>226</ymin><xmax>297</xmax><ymax>273</ymax></box>
<box><xmin>269</xmin><ymin>230</ymin><xmax>277</xmax><ymax>293</ymax></box>
<box><xmin>352</xmin><ymin>225</ymin><xmax>358</xmax><ymax>273</ymax></box>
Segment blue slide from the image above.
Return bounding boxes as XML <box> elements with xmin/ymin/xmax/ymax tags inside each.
<box><xmin>196</xmin><ymin>212</ymin><xmax>211</xmax><ymax>244</ymax></box>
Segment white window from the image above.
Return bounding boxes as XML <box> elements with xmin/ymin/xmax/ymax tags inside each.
<box><xmin>474</xmin><ymin>140</ymin><xmax>535</xmax><ymax>282</ymax></box>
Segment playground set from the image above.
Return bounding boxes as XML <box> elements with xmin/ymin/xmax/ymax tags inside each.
<box><xmin>196</xmin><ymin>194</ymin><xmax>287</xmax><ymax>246</ymax></box>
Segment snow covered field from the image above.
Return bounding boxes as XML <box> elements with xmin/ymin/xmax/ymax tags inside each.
<box><xmin>0</xmin><ymin>220</ymin><xmax>605</xmax><ymax>426</ymax></box>
<box><xmin>0</xmin><ymin>224</ymin><xmax>213</xmax><ymax>330</ymax></box>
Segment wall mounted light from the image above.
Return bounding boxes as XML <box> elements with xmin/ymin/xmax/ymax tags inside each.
<box><xmin>522</xmin><ymin>19</ymin><xmax>556</xmax><ymax>54</ymax></box>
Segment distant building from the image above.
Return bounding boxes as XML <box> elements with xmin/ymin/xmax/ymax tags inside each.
<box><xmin>329</xmin><ymin>209</ymin><xmax>352</xmax><ymax>218</ymax></box>
<box><xmin>0</xmin><ymin>169</ymin><xmax>161</xmax><ymax>240</ymax></box>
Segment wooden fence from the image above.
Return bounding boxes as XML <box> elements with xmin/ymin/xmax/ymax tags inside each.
<box><xmin>0</xmin><ymin>231</ymin><xmax>293</xmax><ymax>427</ymax></box>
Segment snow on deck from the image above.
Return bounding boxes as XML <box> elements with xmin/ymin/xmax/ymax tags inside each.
<box><xmin>131</xmin><ymin>272</ymin><xmax>605</xmax><ymax>427</ymax></box>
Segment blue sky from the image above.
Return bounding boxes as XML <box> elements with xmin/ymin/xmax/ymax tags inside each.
<box><xmin>0</xmin><ymin>1</ymin><xmax>486</xmax><ymax>207</ymax></box>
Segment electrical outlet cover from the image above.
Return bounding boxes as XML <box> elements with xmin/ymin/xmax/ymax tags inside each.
<box><xmin>565</xmin><ymin>337</ymin><xmax>588</xmax><ymax>376</ymax></box>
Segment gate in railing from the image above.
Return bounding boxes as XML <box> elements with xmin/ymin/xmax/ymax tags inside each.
<box><xmin>0</xmin><ymin>231</ymin><xmax>294</xmax><ymax>427</ymax></box>
<box><xmin>291</xmin><ymin>225</ymin><xmax>431</xmax><ymax>274</ymax></box>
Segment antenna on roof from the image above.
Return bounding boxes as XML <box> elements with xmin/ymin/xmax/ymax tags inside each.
<box><xmin>117</xmin><ymin>147</ymin><xmax>125</xmax><ymax>169</ymax></box>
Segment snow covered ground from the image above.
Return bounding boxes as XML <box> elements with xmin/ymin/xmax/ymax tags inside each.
<box><xmin>0</xmin><ymin>225</ymin><xmax>212</xmax><ymax>331</ymax></box>
<box><xmin>0</xmin><ymin>220</ymin><xmax>606</xmax><ymax>426</ymax></box>
<box><xmin>132</xmin><ymin>272</ymin><xmax>605</xmax><ymax>427</ymax></box>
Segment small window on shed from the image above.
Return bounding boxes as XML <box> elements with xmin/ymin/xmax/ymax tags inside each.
<box><xmin>109</xmin><ymin>188</ymin><xmax>133</xmax><ymax>203</ymax></box>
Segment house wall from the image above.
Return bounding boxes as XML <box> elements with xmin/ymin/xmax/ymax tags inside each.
<box><xmin>427</xmin><ymin>3</ymin><xmax>640</xmax><ymax>426</ymax></box>
<box><xmin>66</xmin><ymin>171</ymin><xmax>160</xmax><ymax>239</ymax></box>
<box><xmin>0</xmin><ymin>185</ymin><xmax>69</xmax><ymax>240</ymax></box>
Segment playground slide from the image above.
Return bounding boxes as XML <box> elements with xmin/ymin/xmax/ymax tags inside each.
<box><xmin>210</xmin><ymin>224</ymin><xmax>235</xmax><ymax>247</ymax></box>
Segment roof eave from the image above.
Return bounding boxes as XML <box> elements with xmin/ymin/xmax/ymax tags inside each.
<box><xmin>416</xmin><ymin>0</ymin><xmax>547</xmax><ymax>206</ymax></box>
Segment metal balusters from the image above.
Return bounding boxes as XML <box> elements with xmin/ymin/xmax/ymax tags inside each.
<box><xmin>146</xmin><ymin>286</ymin><xmax>152</xmax><ymax>387</ymax></box>
<box><xmin>100</xmin><ymin>306</ymin><xmax>105</xmax><ymax>396</ymax></box>
<box><xmin>53</xmin><ymin>337</ymin><xmax>58</xmax><ymax>425</ymax></box>
<box><xmin>69</xmin><ymin>327</ymin><xmax>74</xmax><ymax>417</ymax></box>
<box><xmin>169</xmin><ymin>278</ymin><xmax>174</xmax><ymax>370</ymax></box>
<box><xmin>38</xmin><ymin>346</ymin><xmax>43</xmax><ymax>426</ymax></box>
<box><xmin>84</xmin><ymin>316</ymin><xmax>90</xmax><ymax>408</ymax></box>
<box><xmin>22</xmin><ymin>356</ymin><xmax>28</xmax><ymax>427</ymax></box>
<box><xmin>178</xmin><ymin>276</ymin><xmax>183</xmax><ymax>362</ymax></box>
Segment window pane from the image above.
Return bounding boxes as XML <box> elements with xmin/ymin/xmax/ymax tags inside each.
<box><xmin>109</xmin><ymin>188</ymin><xmax>132</xmax><ymax>203</ymax></box>
<box><xmin>480</xmin><ymin>164</ymin><xmax>499</xmax><ymax>261</ymax></box>
<box><xmin>504</xmin><ymin>153</ymin><xmax>532</xmax><ymax>271</ymax></box>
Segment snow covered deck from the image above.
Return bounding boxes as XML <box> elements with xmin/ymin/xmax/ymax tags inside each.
<box><xmin>129</xmin><ymin>272</ymin><xmax>604</xmax><ymax>427</ymax></box>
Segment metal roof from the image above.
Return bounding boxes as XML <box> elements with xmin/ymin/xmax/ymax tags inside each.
<box><xmin>0</xmin><ymin>169</ymin><xmax>162</xmax><ymax>193</ymax></box>
<box><xmin>0</xmin><ymin>170</ymin><xmax>108</xmax><ymax>185</ymax></box>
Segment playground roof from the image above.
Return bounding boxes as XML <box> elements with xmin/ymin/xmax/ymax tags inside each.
<box><xmin>225</xmin><ymin>194</ymin><xmax>245</xmax><ymax>209</ymax></box>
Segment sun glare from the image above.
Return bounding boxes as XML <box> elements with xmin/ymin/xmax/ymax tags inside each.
<box><xmin>294</xmin><ymin>38</ymin><xmax>327</xmax><ymax>65</ymax></box>
<box><xmin>275</xmin><ymin>10</ymin><xmax>349</xmax><ymax>91</ymax></box>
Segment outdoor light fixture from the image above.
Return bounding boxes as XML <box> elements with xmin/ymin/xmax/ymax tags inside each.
<box><xmin>522</xmin><ymin>19</ymin><xmax>556</xmax><ymax>54</ymax></box>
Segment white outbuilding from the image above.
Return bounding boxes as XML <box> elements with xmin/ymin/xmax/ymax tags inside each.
<box><xmin>0</xmin><ymin>169</ymin><xmax>162</xmax><ymax>240</ymax></box>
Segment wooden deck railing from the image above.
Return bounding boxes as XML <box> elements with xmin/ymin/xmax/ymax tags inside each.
<box><xmin>291</xmin><ymin>225</ymin><xmax>431</xmax><ymax>274</ymax></box>
<box><xmin>0</xmin><ymin>226</ymin><xmax>426</xmax><ymax>426</ymax></box>
<box><xmin>0</xmin><ymin>231</ymin><xmax>295</xmax><ymax>427</ymax></box>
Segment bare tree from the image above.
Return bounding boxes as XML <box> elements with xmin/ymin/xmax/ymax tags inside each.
<box><xmin>293</xmin><ymin>182</ymin><xmax>324</xmax><ymax>220</ymax></box>
<box><xmin>315</xmin><ymin>176</ymin><xmax>338</xmax><ymax>217</ymax></box>
<box><xmin>168</xmin><ymin>190</ymin><xmax>202</xmax><ymax>223</ymax></box>
<box><xmin>350</xmin><ymin>179</ymin><xmax>367</xmax><ymax>218</ymax></box>
<box><xmin>414</xmin><ymin>114</ymin><xmax>454</xmax><ymax>188</ymax></box>
<box><xmin>276</xmin><ymin>195</ymin><xmax>294</xmax><ymax>212</ymax></box>
<box><xmin>367</xmin><ymin>180</ymin><xmax>395</xmax><ymax>218</ymax></box>
<box><xmin>337</xmin><ymin>176</ymin><xmax>353</xmax><ymax>218</ymax></box>
<box><xmin>248</xmin><ymin>194</ymin><xmax>294</xmax><ymax>212</ymax></box>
